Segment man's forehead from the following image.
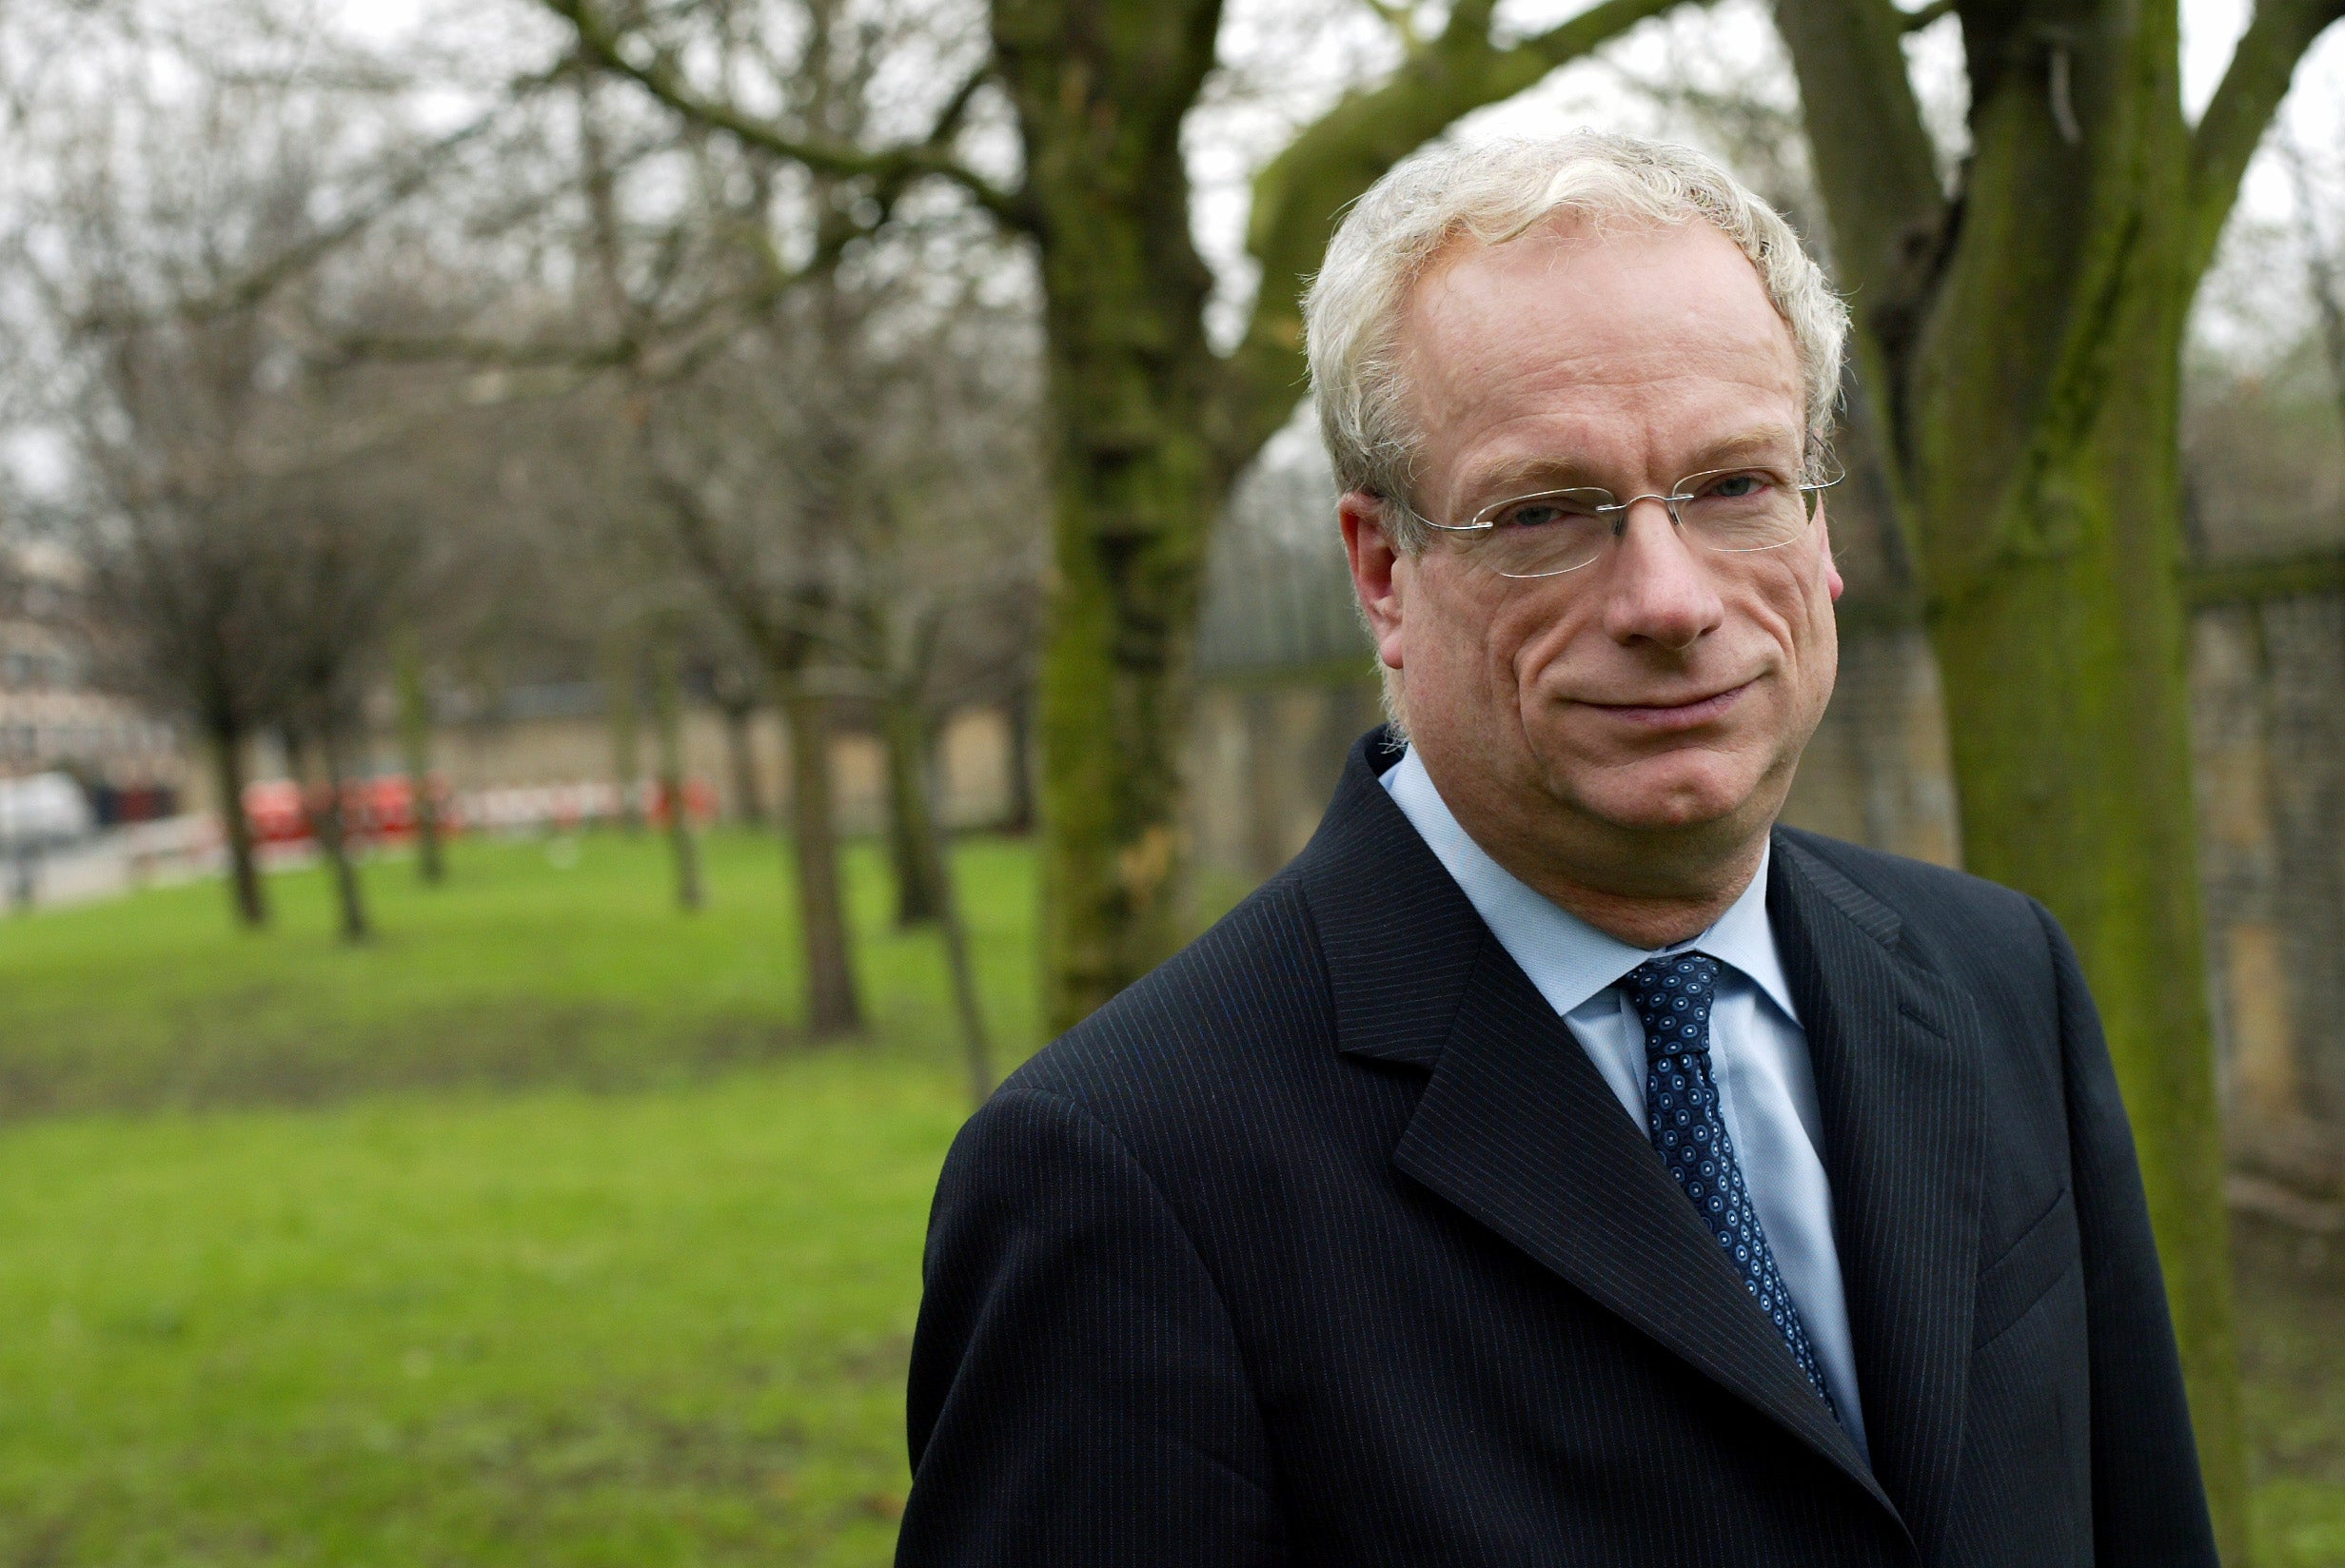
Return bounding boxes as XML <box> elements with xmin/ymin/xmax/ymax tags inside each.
<box><xmin>1393</xmin><ymin>216</ymin><xmax>1802</xmax><ymax>481</ymax></box>
<box><xmin>1398</xmin><ymin>217</ymin><xmax>1794</xmax><ymax>382</ymax></box>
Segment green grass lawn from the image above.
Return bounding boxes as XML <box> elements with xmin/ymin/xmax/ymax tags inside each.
<box><xmin>0</xmin><ymin>828</ymin><xmax>2339</xmax><ymax>1564</ymax></box>
<box><xmin>0</xmin><ymin>830</ymin><xmax>1041</xmax><ymax>1120</ymax></box>
<box><xmin>0</xmin><ymin>1060</ymin><xmax>955</xmax><ymax>1567</ymax></box>
<box><xmin>0</xmin><ymin>829</ymin><xmax>1028</xmax><ymax>1567</ymax></box>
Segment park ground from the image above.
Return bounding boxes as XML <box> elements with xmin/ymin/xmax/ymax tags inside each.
<box><xmin>0</xmin><ymin>831</ymin><xmax>2338</xmax><ymax>1566</ymax></box>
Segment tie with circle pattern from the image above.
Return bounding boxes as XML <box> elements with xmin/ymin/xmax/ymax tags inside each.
<box><xmin>1626</xmin><ymin>952</ymin><xmax>1839</xmax><ymax>1415</ymax></box>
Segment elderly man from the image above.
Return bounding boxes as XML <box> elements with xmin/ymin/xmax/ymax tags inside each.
<box><xmin>897</xmin><ymin>132</ymin><xmax>2217</xmax><ymax>1566</ymax></box>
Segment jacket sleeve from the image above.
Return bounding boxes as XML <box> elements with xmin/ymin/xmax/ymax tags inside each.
<box><xmin>897</xmin><ymin>1087</ymin><xmax>1285</xmax><ymax>1567</ymax></box>
<box><xmin>2038</xmin><ymin>905</ymin><xmax>2221</xmax><ymax>1566</ymax></box>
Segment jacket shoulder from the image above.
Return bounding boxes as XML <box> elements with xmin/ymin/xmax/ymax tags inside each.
<box><xmin>1775</xmin><ymin>825</ymin><xmax>2058</xmax><ymax>995</ymax></box>
<box><xmin>1777</xmin><ymin>826</ymin><xmax>2037</xmax><ymax>930</ymax></box>
<box><xmin>999</xmin><ymin>871</ymin><xmax>1336</xmax><ymax>1121</ymax></box>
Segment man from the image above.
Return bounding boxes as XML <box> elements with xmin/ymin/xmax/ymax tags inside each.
<box><xmin>897</xmin><ymin>132</ymin><xmax>2217</xmax><ymax>1566</ymax></box>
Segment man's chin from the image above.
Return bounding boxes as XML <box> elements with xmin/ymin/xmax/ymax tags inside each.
<box><xmin>1547</xmin><ymin>756</ymin><xmax>1767</xmax><ymax>837</ymax></box>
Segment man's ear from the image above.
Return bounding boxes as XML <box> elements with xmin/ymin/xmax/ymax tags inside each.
<box><xmin>1339</xmin><ymin>492</ymin><xmax>1409</xmax><ymax>672</ymax></box>
<box><xmin>1812</xmin><ymin>505</ymin><xmax>1845</xmax><ymax>602</ymax></box>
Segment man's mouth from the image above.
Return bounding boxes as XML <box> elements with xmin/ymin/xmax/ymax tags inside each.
<box><xmin>1579</xmin><ymin>678</ymin><xmax>1756</xmax><ymax>731</ymax></box>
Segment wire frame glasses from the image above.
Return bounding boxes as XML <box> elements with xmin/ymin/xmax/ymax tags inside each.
<box><xmin>1404</xmin><ymin>459</ymin><xmax>1845</xmax><ymax>579</ymax></box>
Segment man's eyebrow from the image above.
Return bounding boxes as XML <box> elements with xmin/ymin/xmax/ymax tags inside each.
<box><xmin>1460</xmin><ymin>453</ymin><xmax>1608</xmax><ymax>500</ymax></box>
<box><xmin>1459</xmin><ymin>427</ymin><xmax>1805</xmax><ymax>503</ymax></box>
<box><xmin>1680</xmin><ymin>427</ymin><xmax>1804</xmax><ymax>470</ymax></box>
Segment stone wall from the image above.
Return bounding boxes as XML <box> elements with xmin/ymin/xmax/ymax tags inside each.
<box><xmin>2191</xmin><ymin>597</ymin><xmax>2345</xmax><ymax>1195</ymax></box>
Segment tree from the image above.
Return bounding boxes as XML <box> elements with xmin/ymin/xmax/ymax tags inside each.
<box><xmin>637</xmin><ymin>245</ymin><xmax>1042</xmax><ymax>1054</ymax></box>
<box><xmin>71</xmin><ymin>387</ymin><xmax>288</xmax><ymax>931</ymax></box>
<box><xmin>1764</xmin><ymin>0</ymin><xmax>2345</xmax><ymax>1551</ymax></box>
<box><xmin>544</xmin><ymin>0</ymin><xmax>1697</xmax><ymax>1032</ymax></box>
<box><xmin>525</xmin><ymin>41</ymin><xmax>1045</xmax><ymax>1039</ymax></box>
<box><xmin>59</xmin><ymin>298</ymin><xmax>432</xmax><ymax>945</ymax></box>
<box><xmin>2</xmin><ymin>0</ymin><xmax>527</xmax><ymax>934</ymax></box>
<box><xmin>271</xmin><ymin>487</ymin><xmax>407</xmax><ymax>946</ymax></box>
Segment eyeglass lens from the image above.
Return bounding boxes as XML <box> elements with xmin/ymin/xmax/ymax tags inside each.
<box><xmin>1466</xmin><ymin>467</ymin><xmax>1818</xmax><ymax>580</ymax></box>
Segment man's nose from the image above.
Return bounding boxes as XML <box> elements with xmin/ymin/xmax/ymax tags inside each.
<box><xmin>1598</xmin><ymin>498</ymin><xmax>1724</xmax><ymax>651</ymax></box>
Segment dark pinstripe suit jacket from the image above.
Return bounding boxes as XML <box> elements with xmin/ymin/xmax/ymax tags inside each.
<box><xmin>899</xmin><ymin>730</ymin><xmax>2218</xmax><ymax>1566</ymax></box>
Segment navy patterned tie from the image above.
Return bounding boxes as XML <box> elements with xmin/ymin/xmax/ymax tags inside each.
<box><xmin>1626</xmin><ymin>953</ymin><xmax>1838</xmax><ymax>1414</ymax></box>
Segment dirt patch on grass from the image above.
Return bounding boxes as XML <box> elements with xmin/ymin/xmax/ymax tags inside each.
<box><xmin>0</xmin><ymin>1002</ymin><xmax>812</xmax><ymax>1123</ymax></box>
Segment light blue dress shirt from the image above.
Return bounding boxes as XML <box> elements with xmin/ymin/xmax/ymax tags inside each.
<box><xmin>1382</xmin><ymin>746</ymin><xmax>1870</xmax><ymax>1457</ymax></box>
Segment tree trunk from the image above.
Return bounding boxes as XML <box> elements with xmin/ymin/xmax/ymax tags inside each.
<box><xmin>395</xmin><ymin>633</ymin><xmax>446</xmax><ymax>886</ymax></box>
<box><xmin>779</xmin><ymin>684</ymin><xmax>862</xmax><ymax>1036</ymax></box>
<box><xmin>300</xmin><ymin>732</ymin><xmax>370</xmax><ymax>944</ymax></box>
<box><xmin>605</xmin><ymin>640</ymin><xmax>643</xmax><ymax>833</ymax></box>
<box><xmin>995</xmin><ymin>0</ymin><xmax>1232</xmax><ymax>1031</ymax></box>
<box><xmin>990</xmin><ymin>0</ymin><xmax>1686</xmax><ymax>1029</ymax></box>
<box><xmin>886</xmin><ymin>690</ymin><xmax>995</xmax><ymax>1102</ymax></box>
<box><xmin>1000</xmin><ymin>676</ymin><xmax>1037</xmax><ymax>835</ymax></box>
<box><xmin>932</xmin><ymin>823</ymin><xmax>996</xmax><ymax>1107</ymax></box>
<box><xmin>652</xmin><ymin>634</ymin><xmax>704</xmax><ymax>913</ymax></box>
<box><xmin>720</xmin><ymin>696</ymin><xmax>765</xmax><ymax>827</ymax></box>
<box><xmin>882</xmin><ymin>695</ymin><xmax>946</xmax><ymax>927</ymax></box>
<box><xmin>1909</xmin><ymin>237</ymin><xmax>2248</xmax><ymax>1559</ymax></box>
<box><xmin>207</xmin><ymin>719</ymin><xmax>267</xmax><ymax>930</ymax></box>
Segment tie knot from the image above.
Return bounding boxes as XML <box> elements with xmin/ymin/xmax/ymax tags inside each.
<box><xmin>1626</xmin><ymin>953</ymin><xmax>1721</xmax><ymax>1056</ymax></box>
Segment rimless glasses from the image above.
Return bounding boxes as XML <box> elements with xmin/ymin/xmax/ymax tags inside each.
<box><xmin>1397</xmin><ymin>456</ymin><xmax>1845</xmax><ymax>579</ymax></box>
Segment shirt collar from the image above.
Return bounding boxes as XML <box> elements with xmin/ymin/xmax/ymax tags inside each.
<box><xmin>1381</xmin><ymin>744</ymin><xmax>1800</xmax><ymax>1026</ymax></box>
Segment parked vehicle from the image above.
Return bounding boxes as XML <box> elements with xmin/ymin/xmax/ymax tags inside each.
<box><xmin>0</xmin><ymin>772</ymin><xmax>96</xmax><ymax>849</ymax></box>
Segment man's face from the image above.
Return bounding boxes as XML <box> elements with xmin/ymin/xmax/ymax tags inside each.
<box><xmin>1341</xmin><ymin>217</ymin><xmax>1842</xmax><ymax>890</ymax></box>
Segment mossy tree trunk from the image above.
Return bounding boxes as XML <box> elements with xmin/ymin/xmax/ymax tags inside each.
<box><xmin>991</xmin><ymin>0</ymin><xmax>1692</xmax><ymax>1030</ymax></box>
<box><xmin>991</xmin><ymin>0</ymin><xmax>1231</xmax><ymax>1029</ymax></box>
<box><xmin>1771</xmin><ymin>0</ymin><xmax>2345</xmax><ymax>1550</ymax></box>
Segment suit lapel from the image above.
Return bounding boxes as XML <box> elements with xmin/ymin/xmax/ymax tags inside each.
<box><xmin>1296</xmin><ymin>736</ymin><xmax>1890</xmax><ymax>1518</ymax></box>
<box><xmin>1771</xmin><ymin>833</ymin><xmax>1986</xmax><ymax>1561</ymax></box>
<box><xmin>1389</xmin><ymin>938</ymin><xmax>1889</xmax><ymax>1509</ymax></box>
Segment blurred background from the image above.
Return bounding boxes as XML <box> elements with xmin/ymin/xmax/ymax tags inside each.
<box><xmin>0</xmin><ymin>0</ymin><xmax>2339</xmax><ymax>1562</ymax></box>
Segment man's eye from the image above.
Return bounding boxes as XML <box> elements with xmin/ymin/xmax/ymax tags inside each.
<box><xmin>1492</xmin><ymin>496</ymin><xmax>1597</xmax><ymax>530</ymax></box>
<box><xmin>1706</xmin><ymin>473</ymin><xmax>1764</xmax><ymax>500</ymax></box>
<box><xmin>1500</xmin><ymin>502</ymin><xmax>1568</xmax><ymax>530</ymax></box>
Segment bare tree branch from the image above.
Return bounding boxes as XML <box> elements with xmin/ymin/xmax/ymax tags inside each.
<box><xmin>75</xmin><ymin>102</ymin><xmax>518</xmax><ymax>334</ymax></box>
<box><xmin>332</xmin><ymin>332</ymin><xmax>633</xmax><ymax>372</ymax></box>
<box><xmin>2185</xmin><ymin>0</ymin><xmax>2345</xmax><ymax>282</ymax></box>
<box><xmin>1769</xmin><ymin>0</ymin><xmax>1946</xmax><ymax>377</ymax></box>
<box><xmin>542</xmin><ymin>0</ymin><xmax>1034</xmax><ymax>231</ymax></box>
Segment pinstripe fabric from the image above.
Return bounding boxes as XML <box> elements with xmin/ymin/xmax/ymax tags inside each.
<box><xmin>899</xmin><ymin>730</ymin><xmax>2218</xmax><ymax>1568</ymax></box>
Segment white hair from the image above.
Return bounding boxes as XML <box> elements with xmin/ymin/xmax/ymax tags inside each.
<box><xmin>1303</xmin><ymin>129</ymin><xmax>1848</xmax><ymax>552</ymax></box>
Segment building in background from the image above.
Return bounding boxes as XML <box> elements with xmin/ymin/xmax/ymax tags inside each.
<box><xmin>0</xmin><ymin>540</ymin><xmax>184</xmax><ymax>822</ymax></box>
